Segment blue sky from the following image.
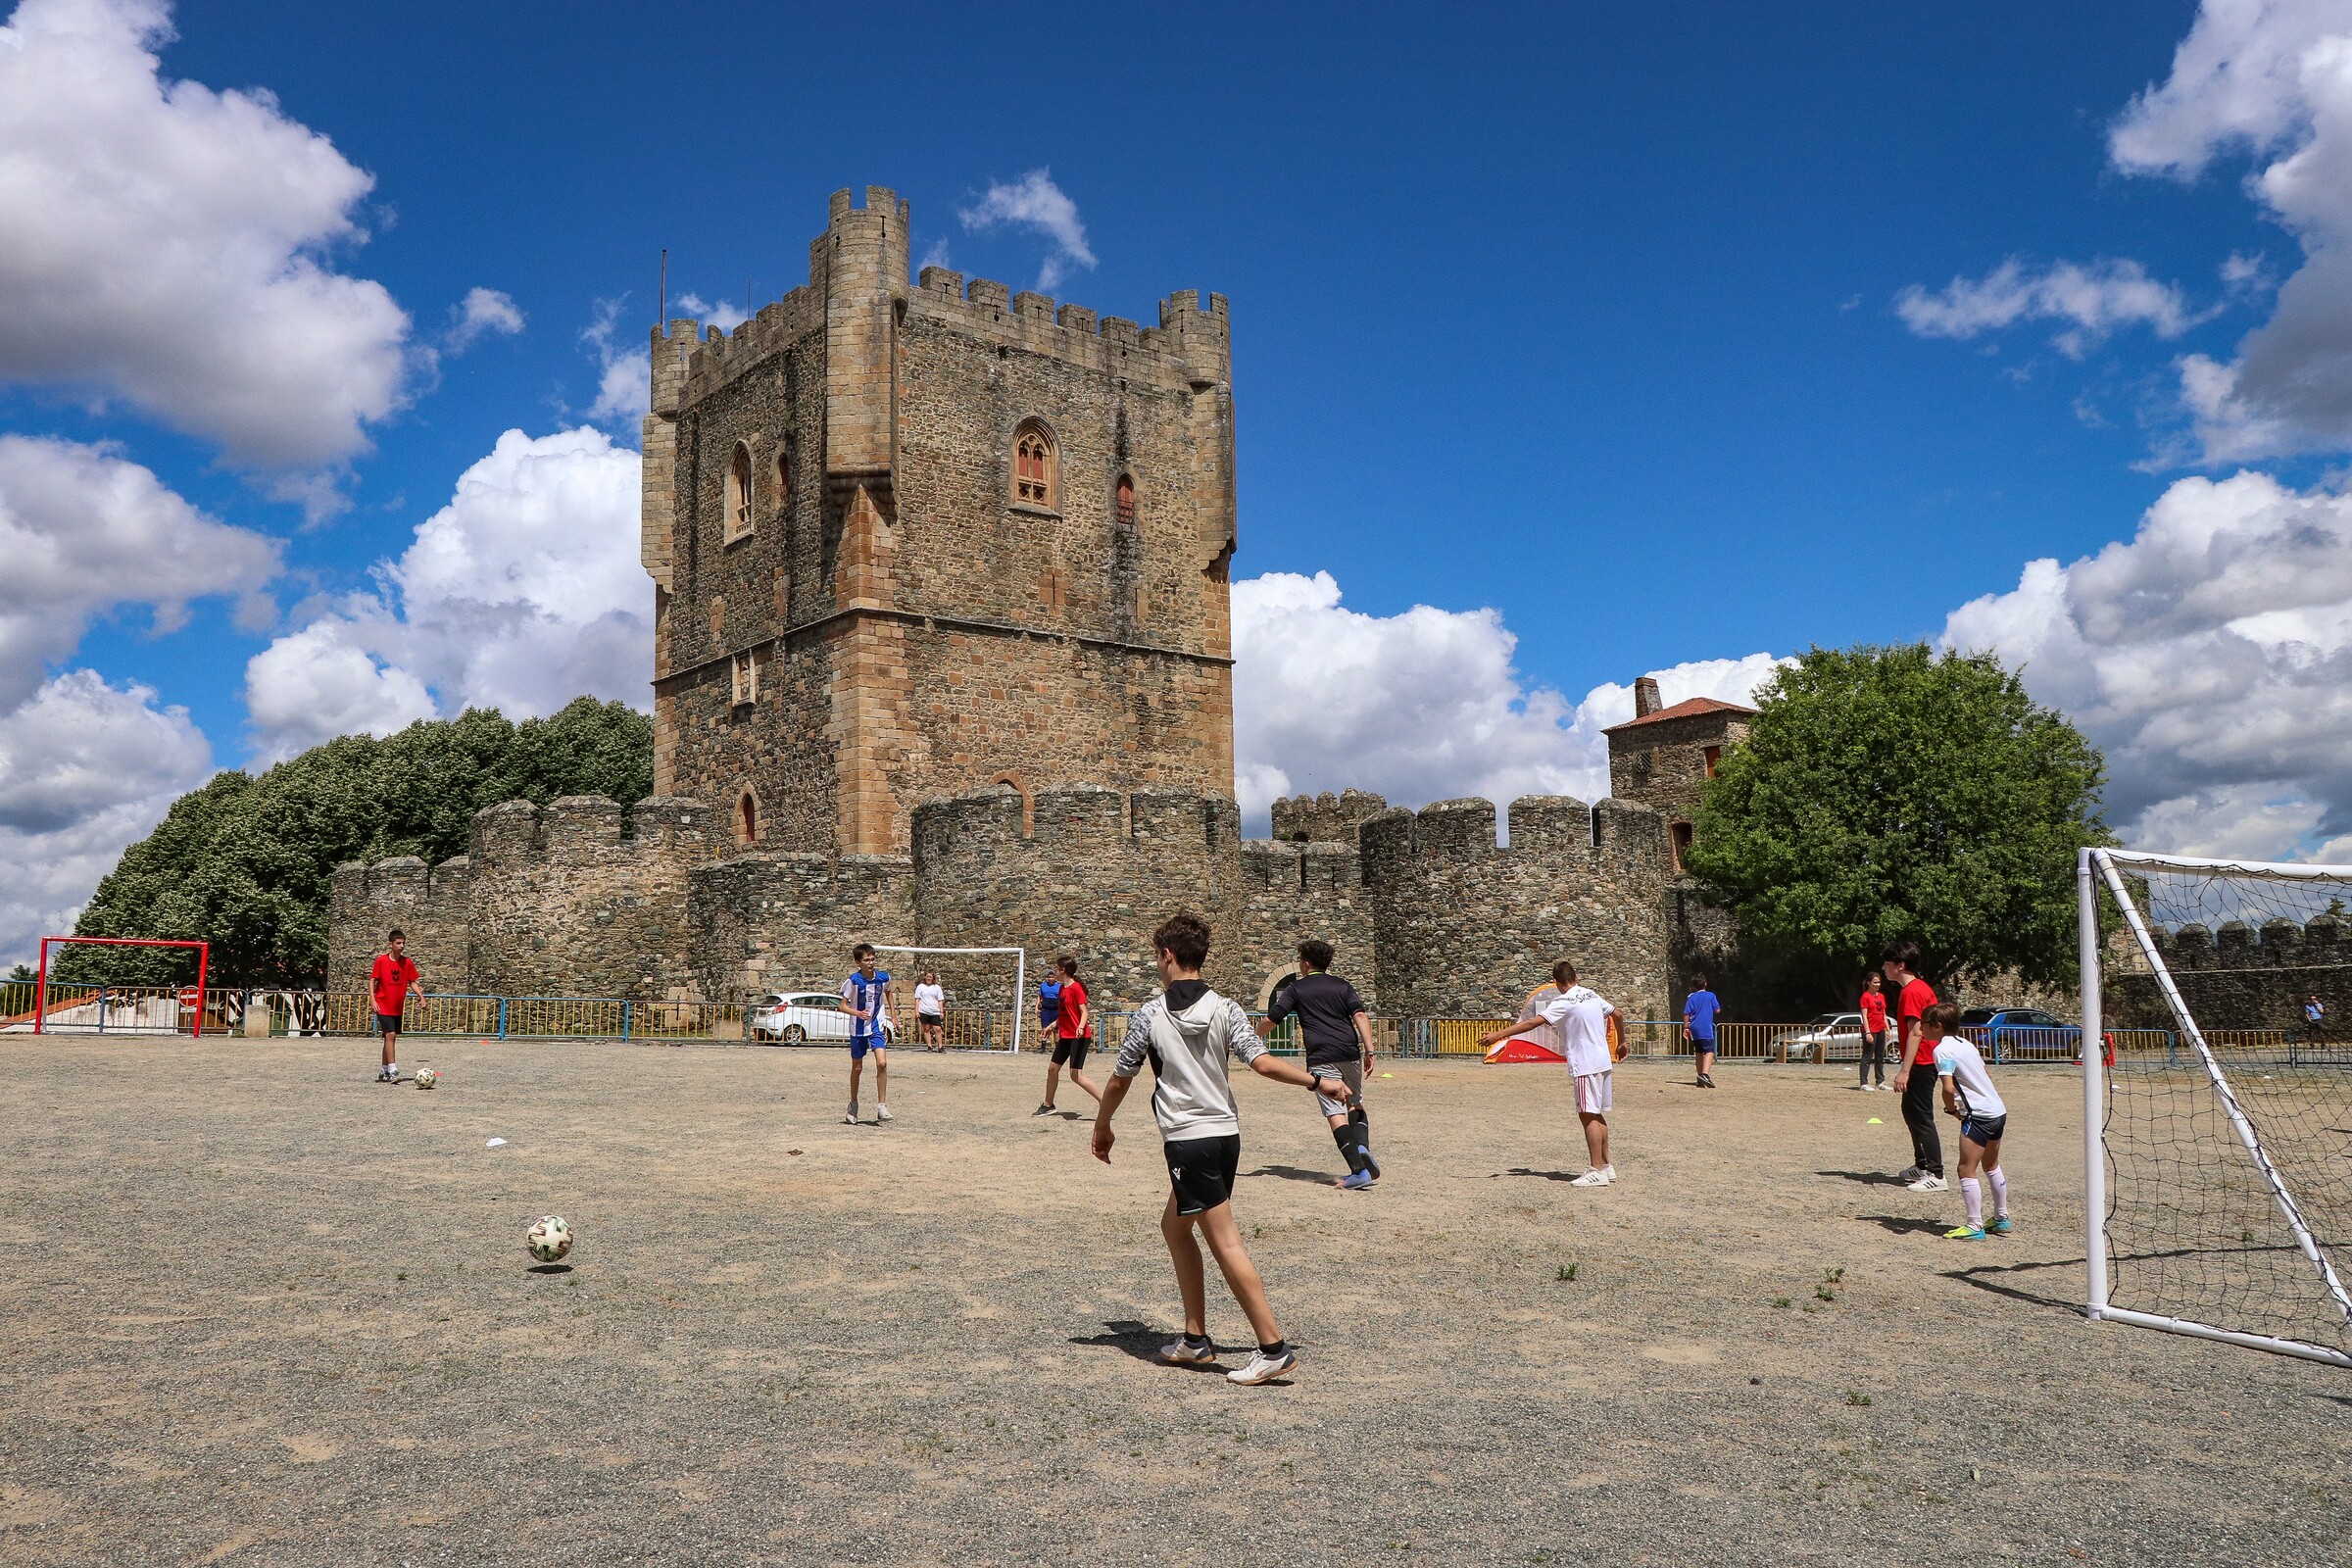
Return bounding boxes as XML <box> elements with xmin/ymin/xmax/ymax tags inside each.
<box><xmin>7</xmin><ymin>0</ymin><xmax>2352</xmax><ymax>960</ymax></box>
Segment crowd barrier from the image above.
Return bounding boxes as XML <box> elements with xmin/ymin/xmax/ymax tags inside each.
<box><xmin>13</xmin><ymin>980</ymin><xmax>2341</xmax><ymax>1067</ymax></box>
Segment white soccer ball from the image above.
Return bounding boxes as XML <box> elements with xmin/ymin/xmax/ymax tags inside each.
<box><xmin>526</xmin><ymin>1214</ymin><xmax>572</xmax><ymax>1263</ymax></box>
<box><xmin>415</xmin><ymin>1067</ymin><xmax>439</xmax><ymax>1090</ymax></box>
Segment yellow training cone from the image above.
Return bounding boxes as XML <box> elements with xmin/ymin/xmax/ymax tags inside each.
<box><xmin>1866</xmin><ymin>1117</ymin><xmax>1884</xmax><ymax>1124</ymax></box>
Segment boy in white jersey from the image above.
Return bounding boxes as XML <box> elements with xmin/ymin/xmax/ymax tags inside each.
<box><xmin>1093</xmin><ymin>912</ymin><xmax>1353</xmax><ymax>1387</ymax></box>
<box><xmin>1927</xmin><ymin>1001</ymin><xmax>2011</xmax><ymax>1241</ymax></box>
<box><xmin>1478</xmin><ymin>960</ymin><xmax>1619</xmax><ymax>1186</ymax></box>
<box><xmin>840</xmin><ymin>944</ymin><xmax>894</xmax><ymax>1124</ymax></box>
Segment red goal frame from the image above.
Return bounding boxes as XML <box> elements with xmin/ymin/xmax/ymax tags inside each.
<box><xmin>34</xmin><ymin>936</ymin><xmax>211</xmax><ymax>1038</ymax></box>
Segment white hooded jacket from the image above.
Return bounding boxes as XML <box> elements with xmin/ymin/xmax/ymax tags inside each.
<box><xmin>1111</xmin><ymin>981</ymin><xmax>1267</xmax><ymax>1141</ymax></box>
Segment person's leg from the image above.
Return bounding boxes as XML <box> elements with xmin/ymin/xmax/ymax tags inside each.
<box><xmin>382</xmin><ymin>1026</ymin><xmax>398</xmax><ymax>1072</ymax></box>
<box><xmin>1160</xmin><ymin>1194</ymin><xmax>1209</xmax><ymax>1339</ymax></box>
<box><xmin>1955</xmin><ymin>1137</ymin><xmax>1984</xmax><ymax>1229</ymax></box>
<box><xmin>847</xmin><ymin>1050</ymin><xmax>863</xmax><ymax>1114</ymax></box>
<box><xmin>1580</xmin><ymin>1110</ymin><xmax>1611</xmax><ymax>1171</ymax></box>
<box><xmin>1697</xmin><ymin>1047</ymin><xmax>1716</xmax><ymax>1084</ymax></box>
<box><xmin>1042</xmin><ymin>1058</ymin><xmax>1061</xmax><ymax>1108</ymax></box>
<box><xmin>1859</xmin><ymin>1036</ymin><xmax>1873</xmax><ymax>1088</ymax></box>
<box><xmin>1195</xmin><ymin>1202</ymin><xmax>1282</xmax><ymax>1347</ymax></box>
<box><xmin>1901</xmin><ymin>1069</ymin><xmax>1941</xmax><ymax>1176</ymax></box>
<box><xmin>1984</xmin><ymin>1141</ymin><xmax>2009</xmax><ymax>1222</ymax></box>
<box><xmin>1320</xmin><ymin>1061</ymin><xmax>1370</xmax><ymax>1178</ymax></box>
<box><xmin>1066</xmin><ymin>1063</ymin><xmax>1103</xmax><ymax>1103</ymax></box>
<box><xmin>873</xmin><ymin>1049</ymin><xmax>888</xmax><ymax>1111</ymax></box>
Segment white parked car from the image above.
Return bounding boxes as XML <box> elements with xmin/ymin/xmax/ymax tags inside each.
<box><xmin>749</xmin><ymin>991</ymin><xmax>896</xmax><ymax>1045</ymax></box>
<box><xmin>1784</xmin><ymin>1011</ymin><xmax>1865</xmax><ymax>1060</ymax></box>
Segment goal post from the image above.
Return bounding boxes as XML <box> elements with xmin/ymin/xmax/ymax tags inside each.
<box><xmin>33</xmin><ymin>936</ymin><xmax>211</xmax><ymax>1039</ymax></box>
<box><xmin>870</xmin><ymin>945</ymin><xmax>1027</xmax><ymax>1053</ymax></box>
<box><xmin>2081</xmin><ymin>846</ymin><xmax>2352</xmax><ymax>1370</ymax></box>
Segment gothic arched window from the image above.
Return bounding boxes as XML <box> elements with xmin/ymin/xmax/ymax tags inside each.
<box><xmin>1115</xmin><ymin>474</ymin><xmax>1136</xmax><ymax>529</ymax></box>
<box><xmin>725</xmin><ymin>443</ymin><xmax>754</xmax><ymax>542</ymax></box>
<box><xmin>1012</xmin><ymin>421</ymin><xmax>1056</xmax><ymax>508</ymax></box>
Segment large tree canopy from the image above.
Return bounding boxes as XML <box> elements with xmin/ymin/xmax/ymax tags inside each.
<box><xmin>68</xmin><ymin>699</ymin><xmax>652</xmax><ymax>986</ymax></box>
<box><xmin>1686</xmin><ymin>644</ymin><xmax>2111</xmax><ymax>999</ymax></box>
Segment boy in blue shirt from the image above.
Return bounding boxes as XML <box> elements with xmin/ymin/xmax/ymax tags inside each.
<box><xmin>1683</xmin><ymin>976</ymin><xmax>1721</xmax><ymax>1089</ymax></box>
<box><xmin>840</xmin><ymin>943</ymin><xmax>894</xmax><ymax>1124</ymax></box>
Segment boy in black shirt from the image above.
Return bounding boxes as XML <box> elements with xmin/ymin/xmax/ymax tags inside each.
<box><xmin>1259</xmin><ymin>940</ymin><xmax>1380</xmax><ymax>1189</ymax></box>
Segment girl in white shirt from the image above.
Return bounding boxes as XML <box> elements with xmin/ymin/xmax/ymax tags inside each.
<box><xmin>914</xmin><ymin>972</ymin><xmax>946</xmax><ymax>1052</ymax></box>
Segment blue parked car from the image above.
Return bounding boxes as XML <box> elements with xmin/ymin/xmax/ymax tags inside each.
<box><xmin>1959</xmin><ymin>1006</ymin><xmax>2110</xmax><ymax>1064</ymax></box>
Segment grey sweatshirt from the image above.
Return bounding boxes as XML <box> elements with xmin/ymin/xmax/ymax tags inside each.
<box><xmin>1112</xmin><ymin>982</ymin><xmax>1267</xmax><ymax>1141</ymax></box>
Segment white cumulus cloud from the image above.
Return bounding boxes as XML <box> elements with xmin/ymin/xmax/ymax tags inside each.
<box><xmin>444</xmin><ymin>287</ymin><xmax>524</xmax><ymax>353</ymax></box>
<box><xmin>0</xmin><ymin>0</ymin><xmax>411</xmax><ymax>474</ymax></box>
<box><xmin>957</xmin><ymin>170</ymin><xmax>1097</xmax><ymax>291</ymax></box>
<box><xmin>1942</xmin><ymin>469</ymin><xmax>2352</xmax><ymax>858</ymax></box>
<box><xmin>1230</xmin><ymin>569</ymin><xmax>1784</xmax><ymax>834</ymax></box>
<box><xmin>581</xmin><ymin>298</ymin><xmax>651</xmax><ymax>431</ymax></box>
<box><xmin>1895</xmin><ymin>258</ymin><xmax>2208</xmax><ymax>358</ymax></box>
<box><xmin>0</xmin><ymin>669</ymin><xmax>213</xmax><ymax>965</ymax></box>
<box><xmin>2108</xmin><ymin>1</ymin><xmax>2352</xmax><ymax>461</ymax></box>
<box><xmin>243</xmin><ymin>426</ymin><xmax>650</xmax><ymax>759</ymax></box>
<box><xmin>0</xmin><ymin>433</ymin><xmax>281</xmax><ymax>709</ymax></box>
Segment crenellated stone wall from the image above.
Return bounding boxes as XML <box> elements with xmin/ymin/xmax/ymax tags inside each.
<box><xmin>1361</xmin><ymin>795</ymin><xmax>1675</xmax><ymax>1020</ymax></box>
<box><xmin>328</xmin><ymin>856</ymin><xmax>471</xmax><ymax>995</ymax></box>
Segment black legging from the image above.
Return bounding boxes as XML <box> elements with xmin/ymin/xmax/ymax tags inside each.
<box><xmin>1900</xmin><ymin>1058</ymin><xmax>1943</xmax><ymax>1176</ymax></box>
<box><xmin>1860</xmin><ymin>1030</ymin><xmax>1888</xmax><ymax>1087</ymax></box>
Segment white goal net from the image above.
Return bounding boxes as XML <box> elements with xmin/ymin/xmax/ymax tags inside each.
<box><xmin>2082</xmin><ymin>847</ymin><xmax>2352</xmax><ymax>1368</ymax></box>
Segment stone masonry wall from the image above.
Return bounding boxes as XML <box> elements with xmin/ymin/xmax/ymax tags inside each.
<box><xmin>910</xmin><ymin>783</ymin><xmax>1356</xmax><ymax>1011</ymax></box>
<box><xmin>1269</xmin><ymin>790</ymin><xmax>1390</xmax><ymax>844</ymax></box>
<box><xmin>327</xmin><ymin>856</ymin><xmax>472</xmax><ymax>995</ymax></box>
<box><xmin>686</xmin><ymin>853</ymin><xmax>915</xmax><ymax>1003</ymax></box>
<box><xmin>1607</xmin><ymin>711</ymin><xmax>1749</xmax><ymax>823</ymax></box>
<box><xmin>2105</xmin><ymin>912</ymin><xmax>2352</xmax><ymax>1032</ymax></box>
<box><xmin>463</xmin><ymin>796</ymin><xmax>713</xmax><ymax>1001</ymax></box>
<box><xmin>1361</xmin><ymin>796</ymin><xmax>1675</xmax><ymax>1020</ymax></box>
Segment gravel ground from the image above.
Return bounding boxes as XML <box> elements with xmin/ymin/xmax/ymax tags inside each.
<box><xmin>1</xmin><ymin>1035</ymin><xmax>2345</xmax><ymax>1566</ymax></box>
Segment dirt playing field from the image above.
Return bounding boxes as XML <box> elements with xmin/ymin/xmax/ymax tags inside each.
<box><xmin>1</xmin><ymin>1034</ymin><xmax>2345</xmax><ymax>1566</ymax></box>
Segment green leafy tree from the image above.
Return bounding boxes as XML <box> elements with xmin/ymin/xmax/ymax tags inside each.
<box><xmin>1686</xmin><ymin>644</ymin><xmax>2111</xmax><ymax>1003</ymax></box>
<box><xmin>66</xmin><ymin>699</ymin><xmax>653</xmax><ymax>987</ymax></box>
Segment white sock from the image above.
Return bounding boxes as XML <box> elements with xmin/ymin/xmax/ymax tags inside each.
<box><xmin>1987</xmin><ymin>1168</ymin><xmax>2008</xmax><ymax>1217</ymax></box>
<box><xmin>1960</xmin><ymin>1177</ymin><xmax>1983</xmax><ymax>1228</ymax></box>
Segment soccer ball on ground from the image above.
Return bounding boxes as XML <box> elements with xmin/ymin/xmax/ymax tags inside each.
<box><xmin>525</xmin><ymin>1214</ymin><xmax>572</xmax><ymax>1263</ymax></box>
<box><xmin>415</xmin><ymin>1067</ymin><xmax>439</xmax><ymax>1089</ymax></box>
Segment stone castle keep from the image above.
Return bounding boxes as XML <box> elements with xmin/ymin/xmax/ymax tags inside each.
<box><xmin>328</xmin><ymin>187</ymin><xmax>1748</xmax><ymax>1017</ymax></box>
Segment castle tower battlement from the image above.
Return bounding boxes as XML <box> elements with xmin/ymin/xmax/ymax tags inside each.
<box><xmin>1359</xmin><ymin>795</ymin><xmax>1672</xmax><ymax>1019</ymax></box>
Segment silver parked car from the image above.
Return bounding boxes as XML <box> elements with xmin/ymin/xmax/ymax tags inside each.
<box><xmin>1784</xmin><ymin>1011</ymin><xmax>1865</xmax><ymax>1061</ymax></box>
<box><xmin>749</xmin><ymin>991</ymin><xmax>895</xmax><ymax>1045</ymax></box>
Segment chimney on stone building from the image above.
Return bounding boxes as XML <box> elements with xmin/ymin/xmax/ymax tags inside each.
<box><xmin>1633</xmin><ymin>676</ymin><xmax>1661</xmax><ymax>718</ymax></box>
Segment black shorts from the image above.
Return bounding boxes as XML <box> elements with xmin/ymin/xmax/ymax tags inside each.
<box><xmin>917</xmin><ymin>1013</ymin><xmax>943</xmax><ymax>1027</ymax></box>
<box><xmin>1052</xmin><ymin>1034</ymin><xmax>1092</xmax><ymax>1067</ymax></box>
<box><xmin>1163</xmin><ymin>1135</ymin><xmax>1242</xmax><ymax>1216</ymax></box>
<box><xmin>1961</xmin><ymin>1113</ymin><xmax>2008</xmax><ymax>1147</ymax></box>
<box><xmin>374</xmin><ymin>1011</ymin><xmax>402</xmax><ymax>1035</ymax></box>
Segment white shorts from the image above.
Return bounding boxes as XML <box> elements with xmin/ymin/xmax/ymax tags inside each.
<box><xmin>1574</xmin><ymin>1071</ymin><xmax>1613</xmax><ymax>1114</ymax></box>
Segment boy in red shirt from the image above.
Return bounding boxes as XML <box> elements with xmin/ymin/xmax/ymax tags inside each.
<box><xmin>370</xmin><ymin>929</ymin><xmax>420</xmax><ymax>1083</ymax></box>
<box><xmin>1882</xmin><ymin>939</ymin><xmax>1945</xmax><ymax>1192</ymax></box>
<box><xmin>1036</xmin><ymin>954</ymin><xmax>1102</xmax><ymax>1115</ymax></box>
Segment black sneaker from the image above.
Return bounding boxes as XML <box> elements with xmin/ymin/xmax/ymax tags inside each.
<box><xmin>1033</xmin><ymin>1103</ymin><xmax>1056</xmax><ymax>1117</ymax></box>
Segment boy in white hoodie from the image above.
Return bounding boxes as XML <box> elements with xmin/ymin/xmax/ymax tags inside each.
<box><xmin>1094</xmin><ymin>912</ymin><xmax>1353</xmax><ymax>1387</ymax></box>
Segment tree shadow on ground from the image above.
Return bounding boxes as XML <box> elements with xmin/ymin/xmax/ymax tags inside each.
<box><xmin>1494</xmin><ymin>1167</ymin><xmax>1583</xmax><ymax>1183</ymax></box>
<box><xmin>1819</xmin><ymin>1169</ymin><xmax>1912</xmax><ymax>1187</ymax></box>
<box><xmin>1068</xmin><ymin>1320</ymin><xmax>1223</xmax><ymax>1371</ymax></box>
<box><xmin>1244</xmin><ymin>1164</ymin><xmax>1337</xmax><ymax>1186</ymax></box>
<box><xmin>1856</xmin><ymin>1214</ymin><xmax>1948</xmax><ymax>1236</ymax></box>
<box><xmin>1940</xmin><ymin>1254</ymin><xmax>2085</xmax><ymax>1315</ymax></box>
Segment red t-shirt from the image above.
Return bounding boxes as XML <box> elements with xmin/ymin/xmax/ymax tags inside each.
<box><xmin>1056</xmin><ymin>978</ymin><xmax>1089</xmax><ymax>1039</ymax></box>
<box><xmin>372</xmin><ymin>954</ymin><xmax>419</xmax><ymax>1016</ymax></box>
<box><xmin>1896</xmin><ymin>977</ymin><xmax>1938</xmax><ymax>1064</ymax></box>
<box><xmin>1859</xmin><ymin>991</ymin><xmax>1887</xmax><ymax>1032</ymax></box>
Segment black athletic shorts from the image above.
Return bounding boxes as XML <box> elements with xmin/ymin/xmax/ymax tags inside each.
<box><xmin>1052</xmin><ymin>1033</ymin><xmax>1092</xmax><ymax>1068</ymax></box>
<box><xmin>1163</xmin><ymin>1134</ymin><xmax>1242</xmax><ymax>1216</ymax></box>
<box><xmin>1960</xmin><ymin>1113</ymin><xmax>2008</xmax><ymax>1147</ymax></box>
<box><xmin>374</xmin><ymin>1011</ymin><xmax>402</xmax><ymax>1035</ymax></box>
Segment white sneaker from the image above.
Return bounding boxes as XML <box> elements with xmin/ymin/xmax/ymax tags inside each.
<box><xmin>1907</xmin><ymin>1174</ymin><xmax>1948</xmax><ymax>1193</ymax></box>
<box><xmin>1600</xmin><ymin>1164</ymin><xmax>1617</xmax><ymax>1183</ymax></box>
<box><xmin>843</xmin><ymin>1102</ymin><xmax>858</xmax><ymax>1124</ymax></box>
<box><xmin>377</xmin><ymin>1064</ymin><xmax>397</xmax><ymax>1083</ymax></box>
<box><xmin>1570</xmin><ymin>1168</ymin><xmax>1611</xmax><ymax>1187</ymax></box>
<box><xmin>1226</xmin><ymin>1347</ymin><xmax>1297</xmax><ymax>1386</ymax></box>
<box><xmin>1158</xmin><ymin>1337</ymin><xmax>1218</xmax><ymax>1365</ymax></box>
<box><xmin>875</xmin><ymin>1103</ymin><xmax>894</xmax><ymax>1123</ymax></box>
